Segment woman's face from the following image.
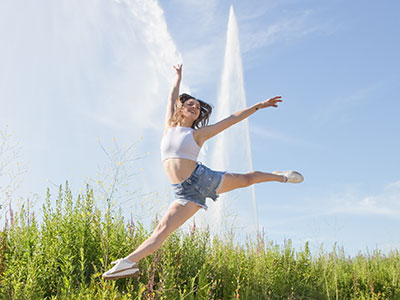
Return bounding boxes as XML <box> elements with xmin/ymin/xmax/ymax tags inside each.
<box><xmin>182</xmin><ymin>98</ymin><xmax>201</xmax><ymax>122</ymax></box>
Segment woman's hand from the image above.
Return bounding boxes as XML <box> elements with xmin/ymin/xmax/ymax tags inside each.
<box><xmin>173</xmin><ymin>64</ymin><xmax>182</xmax><ymax>80</ymax></box>
<box><xmin>256</xmin><ymin>96</ymin><xmax>282</xmax><ymax>109</ymax></box>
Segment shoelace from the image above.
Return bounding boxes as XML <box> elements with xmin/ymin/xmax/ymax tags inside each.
<box><xmin>111</xmin><ymin>258</ymin><xmax>137</xmax><ymax>267</ymax></box>
<box><xmin>111</xmin><ymin>259</ymin><xmax>122</xmax><ymax>265</ymax></box>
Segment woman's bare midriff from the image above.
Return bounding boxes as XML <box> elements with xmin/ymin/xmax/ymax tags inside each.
<box><xmin>162</xmin><ymin>158</ymin><xmax>198</xmax><ymax>184</ymax></box>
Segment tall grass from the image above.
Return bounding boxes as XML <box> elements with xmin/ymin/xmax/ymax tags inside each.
<box><xmin>0</xmin><ymin>182</ymin><xmax>399</xmax><ymax>299</ymax></box>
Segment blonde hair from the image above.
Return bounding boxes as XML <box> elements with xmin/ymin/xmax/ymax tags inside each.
<box><xmin>169</xmin><ymin>93</ymin><xmax>212</xmax><ymax>129</ymax></box>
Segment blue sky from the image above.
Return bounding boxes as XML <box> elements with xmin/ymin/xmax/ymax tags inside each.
<box><xmin>160</xmin><ymin>0</ymin><xmax>400</xmax><ymax>254</ymax></box>
<box><xmin>0</xmin><ymin>0</ymin><xmax>399</xmax><ymax>255</ymax></box>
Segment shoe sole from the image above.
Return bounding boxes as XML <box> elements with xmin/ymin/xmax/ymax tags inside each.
<box><xmin>103</xmin><ymin>269</ymin><xmax>140</xmax><ymax>280</ymax></box>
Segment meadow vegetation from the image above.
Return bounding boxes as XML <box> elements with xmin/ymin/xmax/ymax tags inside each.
<box><xmin>0</xmin><ymin>183</ymin><xmax>399</xmax><ymax>300</ymax></box>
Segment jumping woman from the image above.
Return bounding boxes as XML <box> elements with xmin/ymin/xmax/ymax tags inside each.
<box><xmin>102</xmin><ymin>64</ymin><xmax>304</xmax><ymax>279</ymax></box>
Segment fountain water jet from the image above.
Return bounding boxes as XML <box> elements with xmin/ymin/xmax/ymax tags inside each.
<box><xmin>197</xmin><ymin>6</ymin><xmax>259</xmax><ymax>239</ymax></box>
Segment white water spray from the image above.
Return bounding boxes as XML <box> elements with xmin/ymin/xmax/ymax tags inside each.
<box><xmin>0</xmin><ymin>0</ymin><xmax>183</xmax><ymax>217</ymax></box>
<box><xmin>1</xmin><ymin>0</ymin><xmax>259</xmax><ymax>237</ymax></box>
<box><xmin>198</xmin><ymin>6</ymin><xmax>259</xmax><ymax>238</ymax></box>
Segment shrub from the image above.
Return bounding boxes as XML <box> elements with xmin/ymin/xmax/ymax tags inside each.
<box><xmin>0</xmin><ymin>183</ymin><xmax>399</xmax><ymax>299</ymax></box>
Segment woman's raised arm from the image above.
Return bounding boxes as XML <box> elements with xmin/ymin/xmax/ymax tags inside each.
<box><xmin>195</xmin><ymin>96</ymin><xmax>282</xmax><ymax>145</ymax></box>
<box><xmin>164</xmin><ymin>64</ymin><xmax>182</xmax><ymax>130</ymax></box>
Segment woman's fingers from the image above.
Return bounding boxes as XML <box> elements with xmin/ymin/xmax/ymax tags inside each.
<box><xmin>268</xmin><ymin>96</ymin><xmax>282</xmax><ymax>105</ymax></box>
<box><xmin>173</xmin><ymin>64</ymin><xmax>183</xmax><ymax>78</ymax></box>
<box><xmin>173</xmin><ymin>64</ymin><xmax>182</xmax><ymax>71</ymax></box>
<box><xmin>258</xmin><ymin>96</ymin><xmax>283</xmax><ymax>108</ymax></box>
<box><xmin>271</xmin><ymin>96</ymin><xmax>282</xmax><ymax>102</ymax></box>
<box><xmin>173</xmin><ymin>64</ymin><xmax>182</xmax><ymax>70</ymax></box>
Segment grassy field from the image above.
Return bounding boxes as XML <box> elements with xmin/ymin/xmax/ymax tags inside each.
<box><xmin>0</xmin><ymin>183</ymin><xmax>399</xmax><ymax>300</ymax></box>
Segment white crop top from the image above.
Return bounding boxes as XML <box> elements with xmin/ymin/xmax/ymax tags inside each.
<box><xmin>160</xmin><ymin>126</ymin><xmax>201</xmax><ymax>162</ymax></box>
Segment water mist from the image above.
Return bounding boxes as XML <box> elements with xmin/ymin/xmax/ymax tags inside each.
<box><xmin>197</xmin><ymin>6</ymin><xmax>259</xmax><ymax>239</ymax></box>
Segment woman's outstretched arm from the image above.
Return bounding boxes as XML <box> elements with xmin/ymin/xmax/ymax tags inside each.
<box><xmin>195</xmin><ymin>96</ymin><xmax>282</xmax><ymax>144</ymax></box>
<box><xmin>164</xmin><ymin>64</ymin><xmax>182</xmax><ymax>130</ymax></box>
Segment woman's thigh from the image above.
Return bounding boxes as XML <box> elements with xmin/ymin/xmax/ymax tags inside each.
<box><xmin>215</xmin><ymin>172</ymin><xmax>250</xmax><ymax>195</ymax></box>
<box><xmin>156</xmin><ymin>201</ymin><xmax>201</xmax><ymax>236</ymax></box>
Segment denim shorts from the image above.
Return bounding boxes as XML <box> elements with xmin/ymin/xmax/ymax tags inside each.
<box><xmin>171</xmin><ymin>163</ymin><xmax>226</xmax><ymax>210</ymax></box>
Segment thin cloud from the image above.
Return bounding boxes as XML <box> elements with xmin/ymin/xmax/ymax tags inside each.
<box><xmin>250</xmin><ymin>124</ymin><xmax>313</xmax><ymax>147</ymax></box>
<box><xmin>237</xmin><ymin>2</ymin><xmax>277</xmax><ymax>22</ymax></box>
<box><xmin>264</xmin><ymin>180</ymin><xmax>400</xmax><ymax>230</ymax></box>
<box><xmin>174</xmin><ymin>0</ymin><xmax>218</xmax><ymax>16</ymax></box>
<box><xmin>240</xmin><ymin>10</ymin><xmax>318</xmax><ymax>53</ymax></box>
<box><xmin>312</xmin><ymin>84</ymin><xmax>380</xmax><ymax>124</ymax></box>
<box><xmin>168</xmin><ymin>0</ymin><xmax>220</xmax><ymax>38</ymax></box>
<box><xmin>384</xmin><ymin>180</ymin><xmax>400</xmax><ymax>190</ymax></box>
<box><xmin>331</xmin><ymin>181</ymin><xmax>400</xmax><ymax>218</ymax></box>
<box><xmin>286</xmin><ymin>181</ymin><xmax>400</xmax><ymax>220</ymax></box>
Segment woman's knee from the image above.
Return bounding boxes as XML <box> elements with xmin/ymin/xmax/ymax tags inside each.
<box><xmin>247</xmin><ymin>171</ymin><xmax>259</xmax><ymax>186</ymax></box>
<box><xmin>233</xmin><ymin>173</ymin><xmax>254</xmax><ymax>188</ymax></box>
<box><xmin>153</xmin><ymin>222</ymin><xmax>170</xmax><ymax>241</ymax></box>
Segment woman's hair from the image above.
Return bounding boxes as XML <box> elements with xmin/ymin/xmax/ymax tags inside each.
<box><xmin>169</xmin><ymin>93</ymin><xmax>212</xmax><ymax>129</ymax></box>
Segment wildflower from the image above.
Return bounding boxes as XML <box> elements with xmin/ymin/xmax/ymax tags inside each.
<box><xmin>9</xmin><ymin>202</ymin><xmax>14</xmax><ymax>227</ymax></box>
<box><xmin>190</xmin><ymin>220</ymin><xmax>196</xmax><ymax>236</ymax></box>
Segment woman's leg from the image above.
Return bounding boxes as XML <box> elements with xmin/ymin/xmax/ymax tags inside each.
<box><xmin>125</xmin><ymin>201</ymin><xmax>200</xmax><ymax>263</ymax></box>
<box><xmin>216</xmin><ymin>171</ymin><xmax>285</xmax><ymax>194</ymax></box>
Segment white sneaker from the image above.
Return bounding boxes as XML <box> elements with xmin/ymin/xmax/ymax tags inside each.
<box><xmin>102</xmin><ymin>258</ymin><xmax>139</xmax><ymax>280</ymax></box>
<box><xmin>273</xmin><ymin>171</ymin><xmax>304</xmax><ymax>183</ymax></box>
